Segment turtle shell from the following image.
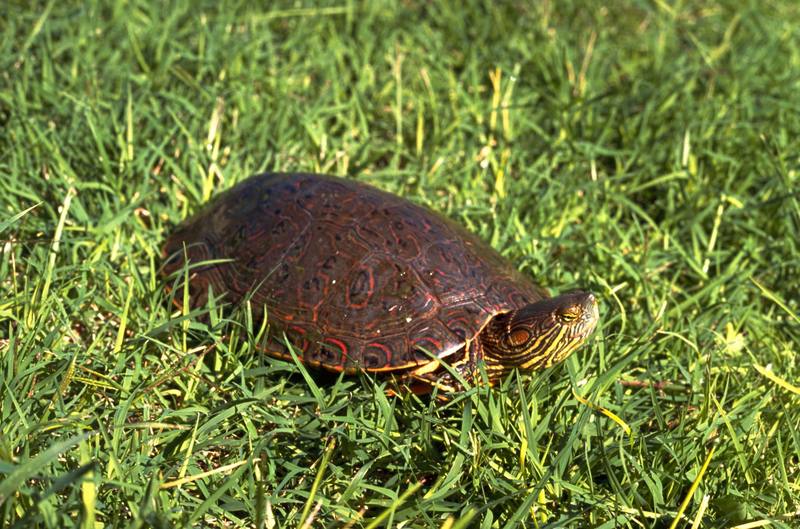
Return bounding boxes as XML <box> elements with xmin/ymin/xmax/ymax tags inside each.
<box><xmin>161</xmin><ymin>173</ymin><xmax>547</xmax><ymax>372</ymax></box>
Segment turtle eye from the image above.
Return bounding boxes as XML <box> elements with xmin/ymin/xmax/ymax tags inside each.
<box><xmin>508</xmin><ymin>328</ymin><xmax>531</xmax><ymax>347</ymax></box>
<box><xmin>558</xmin><ymin>306</ymin><xmax>581</xmax><ymax>322</ymax></box>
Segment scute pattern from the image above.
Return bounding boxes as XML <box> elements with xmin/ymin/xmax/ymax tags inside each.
<box><xmin>162</xmin><ymin>173</ymin><xmax>547</xmax><ymax>372</ymax></box>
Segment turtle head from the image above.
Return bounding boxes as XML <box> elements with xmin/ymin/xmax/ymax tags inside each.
<box><xmin>480</xmin><ymin>291</ymin><xmax>598</xmax><ymax>379</ymax></box>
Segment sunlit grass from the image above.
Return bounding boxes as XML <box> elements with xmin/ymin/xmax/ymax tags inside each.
<box><xmin>1</xmin><ymin>1</ymin><xmax>799</xmax><ymax>527</ymax></box>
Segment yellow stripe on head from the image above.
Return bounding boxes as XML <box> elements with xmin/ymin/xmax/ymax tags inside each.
<box><xmin>520</xmin><ymin>325</ymin><xmax>568</xmax><ymax>370</ymax></box>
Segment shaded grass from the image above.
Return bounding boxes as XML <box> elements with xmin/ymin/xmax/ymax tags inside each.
<box><xmin>1</xmin><ymin>0</ymin><xmax>800</xmax><ymax>527</ymax></box>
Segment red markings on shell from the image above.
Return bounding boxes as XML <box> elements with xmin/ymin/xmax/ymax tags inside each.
<box><xmin>345</xmin><ymin>266</ymin><xmax>374</xmax><ymax>309</ymax></box>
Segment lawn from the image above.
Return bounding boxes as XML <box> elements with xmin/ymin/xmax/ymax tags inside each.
<box><xmin>2</xmin><ymin>0</ymin><xmax>799</xmax><ymax>527</ymax></box>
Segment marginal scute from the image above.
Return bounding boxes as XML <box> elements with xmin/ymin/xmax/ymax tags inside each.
<box><xmin>161</xmin><ymin>173</ymin><xmax>546</xmax><ymax>372</ymax></box>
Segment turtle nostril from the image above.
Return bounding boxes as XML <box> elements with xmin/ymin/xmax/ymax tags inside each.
<box><xmin>580</xmin><ymin>293</ymin><xmax>599</xmax><ymax>324</ymax></box>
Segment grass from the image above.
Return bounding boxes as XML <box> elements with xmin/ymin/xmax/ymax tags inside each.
<box><xmin>1</xmin><ymin>0</ymin><xmax>799</xmax><ymax>527</ymax></box>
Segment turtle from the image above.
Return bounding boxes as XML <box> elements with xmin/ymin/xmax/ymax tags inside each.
<box><xmin>161</xmin><ymin>173</ymin><xmax>598</xmax><ymax>392</ymax></box>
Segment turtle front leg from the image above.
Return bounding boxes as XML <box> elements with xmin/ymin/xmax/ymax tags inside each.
<box><xmin>392</xmin><ymin>341</ymin><xmax>481</xmax><ymax>394</ymax></box>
